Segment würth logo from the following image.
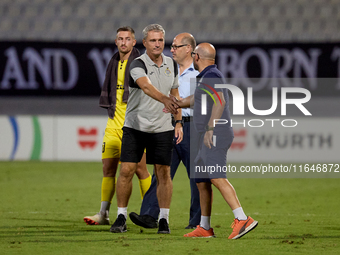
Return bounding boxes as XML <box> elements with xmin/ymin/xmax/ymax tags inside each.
<box><xmin>230</xmin><ymin>129</ymin><xmax>247</xmax><ymax>150</ymax></box>
<box><xmin>78</xmin><ymin>128</ymin><xmax>98</xmax><ymax>149</ymax></box>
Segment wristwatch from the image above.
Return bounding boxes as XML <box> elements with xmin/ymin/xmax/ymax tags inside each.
<box><xmin>175</xmin><ymin>119</ymin><xmax>184</xmax><ymax>126</ymax></box>
<box><xmin>205</xmin><ymin>125</ymin><xmax>214</xmax><ymax>131</ymax></box>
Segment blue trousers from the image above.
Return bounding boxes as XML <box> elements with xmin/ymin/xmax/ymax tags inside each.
<box><xmin>139</xmin><ymin>121</ymin><xmax>201</xmax><ymax>226</ymax></box>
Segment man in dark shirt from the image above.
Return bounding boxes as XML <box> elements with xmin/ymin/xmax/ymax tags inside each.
<box><xmin>174</xmin><ymin>43</ymin><xmax>258</xmax><ymax>239</ymax></box>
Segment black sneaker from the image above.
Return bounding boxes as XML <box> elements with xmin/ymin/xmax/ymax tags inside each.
<box><xmin>185</xmin><ymin>224</ymin><xmax>197</xmax><ymax>229</ymax></box>
<box><xmin>110</xmin><ymin>214</ymin><xmax>127</xmax><ymax>233</ymax></box>
<box><xmin>157</xmin><ymin>218</ymin><xmax>170</xmax><ymax>234</ymax></box>
<box><xmin>129</xmin><ymin>212</ymin><xmax>158</xmax><ymax>229</ymax></box>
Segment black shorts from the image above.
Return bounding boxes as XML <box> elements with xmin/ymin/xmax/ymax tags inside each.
<box><xmin>120</xmin><ymin>127</ymin><xmax>174</xmax><ymax>166</ymax></box>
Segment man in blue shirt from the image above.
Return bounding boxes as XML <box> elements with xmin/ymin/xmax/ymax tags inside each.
<box><xmin>175</xmin><ymin>42</ymin><xmax>258</xmax><ymax>239</ymax></box>
<box><xmin>129</xmin><ymin>33</ymin><xmax>201</xmax><ymax>229</ymax></box>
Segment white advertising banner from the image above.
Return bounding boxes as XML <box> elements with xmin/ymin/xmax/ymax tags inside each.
<box><xmin>0</xmin><ymin>115</ymin><xmax>339</xmax><ymax>162</ymax></box>
<box><xmin>0</xmin><ymin>115</ymin><xmax>106</xmax><ymax>161</ymax></box>
<box><xmin>0</xmin><ymin>116</ymin><xmax>13</xmax><ymax>160</ymax></box>
<box><xmin>56</xmin><ymin>116</ymin><xmax>106</xmax><ymax>161</ymax></box>
<box><xmin>0</xmin><ymin>116</ymin><xmax>54</xmax><ymax>160</ymax></box>
<box><xmin>228</xmin><ymin>118</ymin><xmax>340</xmax><ymax>162</ymax></box>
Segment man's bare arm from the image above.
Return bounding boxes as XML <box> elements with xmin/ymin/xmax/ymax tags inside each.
<box><xmin>204</xmin><ymin>91</ymin><xmax>226</xmax><ymax>149</ymax></box>
<box><xmin>136</xmin><ymin>76</ymin><xmax>178</xmax><ymax>114</ymax></box>
<box><xmin>170</xmin><ymin>88</ymin><xmax>183</xmax><ymax>144</ymax></box>
<box><xmin>170</xmin><ymin>88</ymin><xmax>182</xmax><ymax>121</ymax></box>
<box><xmin>207</xmin><ymin>91</ymin><xmax>225</xmax><ymax>127</ymax></box>
<box><xmin>170</xmin><ymin>94</ymin><xmax>194</xmax><ymax>108</ymax></box>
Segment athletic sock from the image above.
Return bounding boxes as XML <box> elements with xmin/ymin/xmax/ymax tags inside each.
<box><xmin>200</xmin><ymin>216</ymin><xmax>211</xmax><ymax>230</ymax></box>
<box><xmin>159</xmin><ymin>208</ymin><xmax>170</xmax><ymax>223</ymax></box>
<box><xmin>99</xmin><ymin>201</ymin><xmax>110</xmax><ymax>216</ymax></box>
<box><xmin>139</xmin><ymin>175</ymin><xmax>151</xmax><ymax>199</ymax></box>
<box><xmin>101</xmin><ymin>177</ymin><xmax>116</xmax><ymax>203</ymax></box>
<box><xmin>232</xmin><ymin>207</ymin><xmax>247</xmax><ymax>221</ymax></box>
<box><xmin>117</xmin><ymin>207</ymin><xmax>127</xmax><ymax>220</ymax></box>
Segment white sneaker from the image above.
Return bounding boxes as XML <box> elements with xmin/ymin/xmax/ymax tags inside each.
<box><xmin>84</xmin><ymin>212</ymin><xmax>110</xmax><ymax>225</ymax></box>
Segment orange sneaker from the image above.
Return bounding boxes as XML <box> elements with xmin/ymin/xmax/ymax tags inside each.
<box><xmin>228</xmin><ymin>216</ymin><xmax>258</xmax><ymax>239</ymax></box>
<box><xmin>184</xmin><ymin>225</ymin><xmax>215</xmax><ymax>238</ymax></box>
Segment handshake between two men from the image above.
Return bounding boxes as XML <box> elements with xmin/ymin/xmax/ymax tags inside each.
<box><xmin>162</xmin><ymin>94</ymin><xmax>192</xmax><ymax>114</ymax></box>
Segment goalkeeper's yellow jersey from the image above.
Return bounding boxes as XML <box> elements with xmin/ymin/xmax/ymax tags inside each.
<box><xmin>106</xmin><ymin>59</ymin><xmax>128</xmax><ymax>129</ymax></box>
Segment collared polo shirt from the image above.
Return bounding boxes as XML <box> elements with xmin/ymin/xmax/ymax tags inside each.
<box><xmin>124</xmin><ymin>52</ymin><xmax>179</xmax><ymax>133</ymax></box>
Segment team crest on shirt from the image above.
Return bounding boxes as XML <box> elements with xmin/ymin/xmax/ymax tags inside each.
<box><xmin>165</xmin><ymin>67</ymin><xmax>171</xmax><ymax>76</ymax></box>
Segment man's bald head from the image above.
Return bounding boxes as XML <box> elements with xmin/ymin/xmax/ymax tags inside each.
<box><xmin>196</xmin><ymin>43</ymin><xmax>216</xmax><ymax>60</ymax></box>
<box><xmin>176</xmin><ymin>33</ymin><xmax>196</xmax><ymax>51</ymax></box>
<box><xmin>192</xmin><ymin>43</ymin><xmax>216</xmax><ymax>72</ymax></box>
<box><xmin>171</xmin><ymin>33</ymin><xmax>196</xmax><ymax>65</ymax></box>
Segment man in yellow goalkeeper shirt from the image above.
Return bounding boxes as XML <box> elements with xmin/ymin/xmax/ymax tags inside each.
<box><xmin>84</xmin><ymin>26</ymin><xmax>151</xmax><ymax>225</ymax></box>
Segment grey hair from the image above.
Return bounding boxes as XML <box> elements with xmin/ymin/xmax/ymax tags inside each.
<box><xmin>142</xmin><ymin>24</ymin><xmax>165</xmax><ymax>40</ymax></box>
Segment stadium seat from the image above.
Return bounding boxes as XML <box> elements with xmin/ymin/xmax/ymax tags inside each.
<box><xmin>0</xmin><ymin>0</ymin><xmax>339</xmax><ymax>42</ymax></box>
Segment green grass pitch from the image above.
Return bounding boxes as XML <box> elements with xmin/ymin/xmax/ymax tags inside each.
<box><xmin>0</xmin><ymin>161</ymin><xmax>339</xmax><ymax>255</ymax></box>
